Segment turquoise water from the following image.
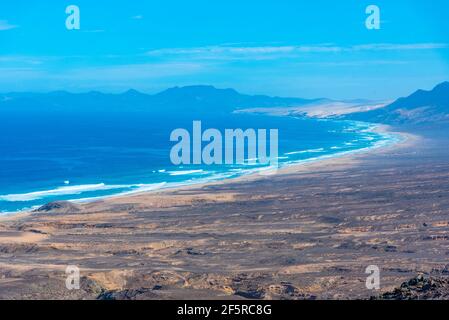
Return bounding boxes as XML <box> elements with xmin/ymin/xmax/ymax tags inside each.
<box><xmin>0</xmin><ymin>111</ymin><xmax>396</xmax><ymax>214</ymax></box>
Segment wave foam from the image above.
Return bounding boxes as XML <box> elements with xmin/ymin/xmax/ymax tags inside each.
<box><xmin>285</xmin><ymin>148</ymin><xmax>324</xmax><ymax>155</ymax></box>
<box><xmin>0</xmin><ymin>183</ymin><xmax>130</xmax><ymax>202</ymax></box>
<box><xmin>167</xmin><ymin>169</ymin><xmax>206</xmax><ymax>176</ymax></box>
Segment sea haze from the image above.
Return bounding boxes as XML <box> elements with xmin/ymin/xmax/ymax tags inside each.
<box><xmin>0</xmin><ymin>87</ymin><xmax>394</xmax><ymax>213</ymax></box>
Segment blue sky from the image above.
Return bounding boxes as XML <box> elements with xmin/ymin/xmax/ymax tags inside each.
<box><xmin>0</xmin><ymin>0</ymin><xmax>448</xmax><ymax>99</ymax></box>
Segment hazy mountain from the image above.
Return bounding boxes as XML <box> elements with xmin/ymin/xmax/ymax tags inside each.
<box><xmin>346</xmin><ymin>82</ymin><xmax>449</xmax><ymax>124</ymax></box>
<box><xmin>0</xmin><ymin>85</ymin><xmax>323</xmax><ymax>114</ymax></box>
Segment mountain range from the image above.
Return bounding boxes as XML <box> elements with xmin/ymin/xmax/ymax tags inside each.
<box><xmin>0</xmin><ymin>85</ymin><xmax>322</xmax><ymax>115</ymax></box>
<box><xmin>1</xmin><ymin>82</ymin><xmax>449</xmax><ymax>124</ymax></box>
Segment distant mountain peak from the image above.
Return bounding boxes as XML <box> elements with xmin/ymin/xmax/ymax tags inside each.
<box><xmin>434</xmin><ymin>81</ymin><xmax>449</xmax><ymax>91</ymax></box>
<box><xmin>346</xmin><ymin>81</ymin><xmax>449</xmax><ymax>124</ymax></box>
<box><xmin>409</xmin><ymin>81</ymin><xmax>449</xmax><ymax>97</ymax></box>
<box><xmin>157</xmin><ymin>85</ymin><xmax>239</xmax><ymax>96</ymax></box>
<box><xmin>123</xmin><ymin>89</ymin><xmax>144</xmax><ymax>96</ymax></box>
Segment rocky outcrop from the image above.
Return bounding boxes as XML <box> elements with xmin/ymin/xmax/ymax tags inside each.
<box><xmin>97</xmin><ymin>287</ymin><xmax>161</xmax><ymax>300</ymax></box>
<box><xmin>376</xmin><ymin>275</ymin><xmax>449</xmax><ymax>300</ymax></box>
<box><xmin>35</xmin><ymin>201</ymin><xmax>80</xmax><ymax>214</ymax></box>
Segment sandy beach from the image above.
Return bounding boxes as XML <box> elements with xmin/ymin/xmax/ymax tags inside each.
<box><xmin>1</xmin><ymin>124</ymin><xmax>449</xmax><ymax>300</ymax></box>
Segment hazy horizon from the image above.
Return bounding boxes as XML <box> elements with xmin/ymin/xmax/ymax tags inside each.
<box><xmin>1</xmin><ymin>0</ymin><xmax>449</xmax><ymax>100</ymax></box>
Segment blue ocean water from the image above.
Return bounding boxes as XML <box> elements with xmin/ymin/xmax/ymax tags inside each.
<box><xmin>0</xmin><ymin>110</ymin><xmax>395</xmax><ymax>213</ymax></box>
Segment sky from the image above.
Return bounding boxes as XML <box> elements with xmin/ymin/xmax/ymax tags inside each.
<box><xmin>0</xmin><ymin>0</ymin><xmax>449</xmax><ymax>100</ymax></box>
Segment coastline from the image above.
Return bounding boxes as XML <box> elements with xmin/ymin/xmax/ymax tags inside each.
<box><xmin>0</xmin><ymin>121</ymin><xmax>413</xmax><ymax>218</ymax></box>
<box><xmin>3</xmin><ymin>123</ymin><xmax>449</xmax><ymax>300</ymax></box>
<box><xmin>73</xmin><ymin>123</ymin><xmax>416</xmax><ymax>204</ymax></box>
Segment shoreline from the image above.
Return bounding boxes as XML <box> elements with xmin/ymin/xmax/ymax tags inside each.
<box><xmin>0</xmin><ymin>122</ymin><xmax>414</xmax><ymax>218</ymax></box>
<box><xmin>2</xmin><ymin>123</ymin><xmax>446</xmax><ymax>300</ymax></box>
<box><xmin>75</xmin><ymin>123</ymin><xmax>417</xmax><ymax>204</ymax></box>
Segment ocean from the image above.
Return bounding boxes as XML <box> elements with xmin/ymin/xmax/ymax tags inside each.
<box><xmin>0</xmin><ymin>110</ymin><xmax>397</xmax><ymax>213</ymax></box>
